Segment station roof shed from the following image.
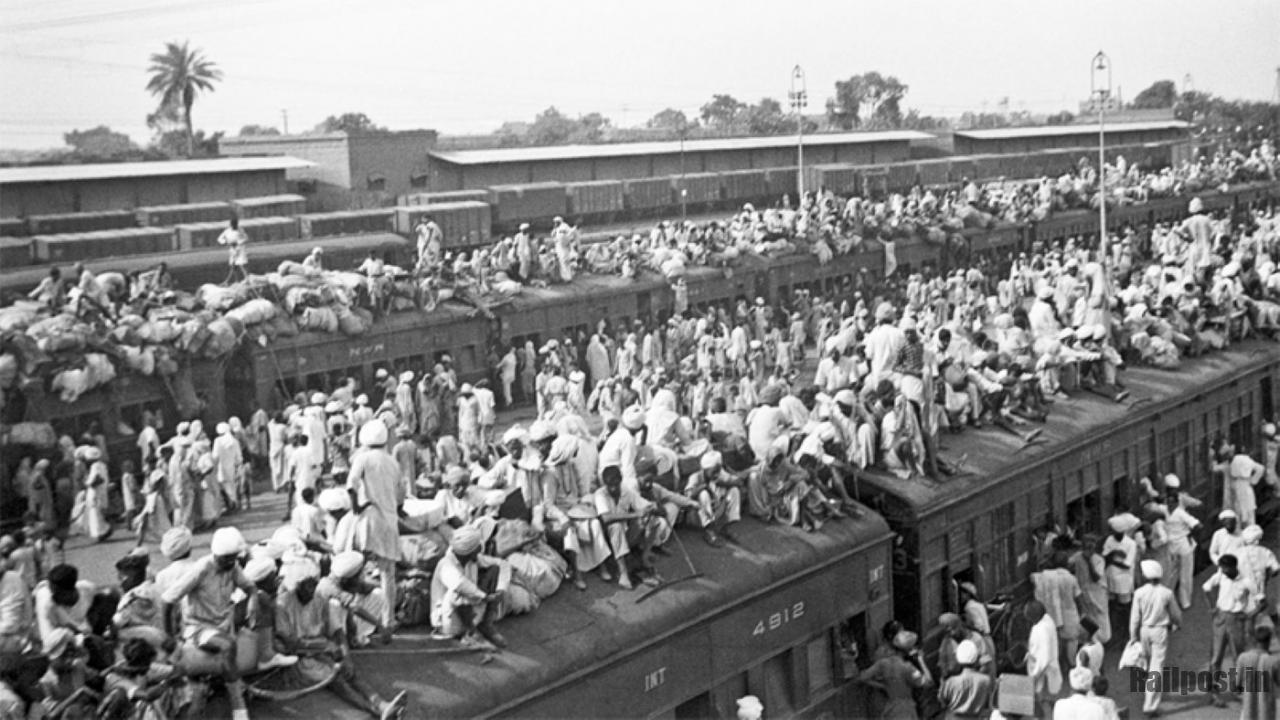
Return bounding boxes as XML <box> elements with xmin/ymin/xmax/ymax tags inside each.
<box><xmin>428</xmin><ymin>130</ymin><xmax>933</xmax><ymax>190</ymax></box>
<box><xmin>952</xmin><ymin>120</ymin><xmax>1190</xmax><ymax>155</ymax></box>
<box><xmin>0</xmin><ymin>157</ymin><xmax>314</xmax><ymax>217</ymax></box>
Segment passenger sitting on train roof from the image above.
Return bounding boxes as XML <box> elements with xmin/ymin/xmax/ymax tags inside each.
<box><xmin>275</xmin><ymin>561</ymin><xmax>409</xmax><ymax>720</ymax></box>
<box><xmin>592</xmin><ymin>464</ymin><xmax>658</xmax><ymax>589</ymax></box>
<box><xmin>429</xmin><ymin>526</ymin><xmax>511</xmax><ymax>648</ymax></box>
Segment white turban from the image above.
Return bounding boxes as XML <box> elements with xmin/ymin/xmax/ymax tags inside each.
<box><xmin>244</xmin><ymin>557</ymin><xmax>277</xmax><ymax>583</ymax></box>
<box><xmin>955</xmin><ymin>639</ymin><xmax>979</xmax><ymax>666</ymax></box>
<box><xmin>450</xmin><ymin>526</ymin><xmax>482</xmax><ymax>554</ymax></box>
<box><xmin>318</xmin><ymin>488</ymin><xmax>351</xmax><ymax>512</ymax></box>
<box><xmin>1069</xmin><ymin>666</ymin><xmax>1094</xmax><ymax>692</ymax></box>
<box><xmin>331</xmin><ymin>551</ymin><xmax>365</xmax><ymax>579</ymax></box>
<box><xmin>210</xmin><ymin>527</ymin><xmax>246</xmax><ymax>556</ymax></box>
<box><xmin>160</xmin><ymin>527</ymin><xmax>193</xmax><ymax>559</ymax></box>
<box><xmin>358</xmin><ymin>420</ymin><xmax>388</xmax><ymax>447</ymax></box>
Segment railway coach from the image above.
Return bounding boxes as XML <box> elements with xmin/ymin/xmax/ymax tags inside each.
<box><xmin>282</xmin><ymin>511</ymin><xmax>894</xmax><ymax>720</ymax></box>
<box><xmin>856</xmin><ymin>340</ymin><xmax>1280</xmax><ymax>638</ymax></box>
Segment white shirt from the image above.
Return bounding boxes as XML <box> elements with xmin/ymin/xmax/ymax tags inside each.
<box><xmin>1209</xmin><ymin>528</ymin><xmax>1243</xmax><ymax>565</ymax></box>
<box><xmin>1053</xmin><ymin>694</ymin><xmax>1107</xmax><ymax>720</ymax></box>
<box><xmin>1102</xmin><ymin>534</ymin><xmax>1139</xmax><ymax>597</ymax></box>
<box><xmin>864</xmin><ymin>323</ymin><xmax>905</xmax><ymax>381</ymax></box>
<box><xmin>217</xmin><ymin>228</ymin><xmax>249</xmax><ymax>265</ymax></box>
<box><xmin>1203</xmin><ymin>571</ymin><xmax>1257</xmax><ymax>614</ymax></box>
<box><xmin>1163</xmin><ymin>504</ymin><xmax>1200</xmax><ymax>551</ymax></box>
<box><xmin>1027</xmin><ymin>614</ymin><xmax>1062</xmax><ymax>694</ymax></box>
<box><xmin>598</xmin><ymin>428</ymin><xmax>638</xmax><ymax>490</ymax></box>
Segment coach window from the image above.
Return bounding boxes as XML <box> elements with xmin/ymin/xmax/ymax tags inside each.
<box><xmin>52</xmin><ymin>411</ymin><xmax>98</xmax><ymax>445</ymax></box>
<box><xmin>806</xmin><ymin>631</ymin><xmax>835</xmax><ymax>697</ymax></box>
<box><xmin>989</xmin><ymin>501</ymin><xmax>1018</xmax><ymax>590</ymax></box>
<box><xmin>276</xmin><ymin>377</ymin><xmax>302</xmax><ymax>405</ymax></box>
<box><xmin>1111</xmin><ymin>472</ymin><xmax>1132</xmax><ymax>515</ymax></box>
<box><xmin>837</xmin><ymin>613</ymin><xmax>868</xmax><ymax>680</ymax></box>
<box><xmin>366</xmin><ymin>173</ymin><xmax>386</xmax><ymax>192</ymax></box>
<box><xmin>1263</xmin><ymin>376</ymin><xmax>1274</xmax><ymax>420</ymax></box>
<box><xmin>705</xmin><ymin>673</ymin><xmax>748</xmax><ymax>720</ymax></box>
<box><xmin>671</xmin><ymin>691</ymin><xmax>712</xmax><ymax>720</ymax></box>
<box><xmin>761</xmin><ymin>650</ymin><xmax>795</xmax><ymax>715</ymax></box>
<box><xmin>341</xmin><ymin>364</ymin><xmax>365</xmax><ymax>389</ymax></box>
<box><xmin>1066</xmin><ymin>490</ymin><xmax>1100</xmax><ymax>537</ymax></box>
<box><xmin>118</xmin><ymin>403</ymin><xmax>148</xmax><ymax>436</ymax></box>
<box><xmin>456</xmin><ymin>345</ymin><xmax>477</xmax><ymax>374</ymax></box>
<box><xmin>305</xmin><ymin>372</ymin><xmax>327</xmax><ymax>394</ymax></box>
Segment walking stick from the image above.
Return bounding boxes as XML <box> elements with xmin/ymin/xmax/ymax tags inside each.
<box><xmin>636</xmin><ymin>528</ymin><xmax>703</xmax><ymax>604</ymax></box>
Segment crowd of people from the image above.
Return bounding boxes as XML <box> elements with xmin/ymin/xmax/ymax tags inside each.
<box><xmin>2</xmin><ymin>142</ymin><xmax>1280</xmax><ymax>719</ymax></box>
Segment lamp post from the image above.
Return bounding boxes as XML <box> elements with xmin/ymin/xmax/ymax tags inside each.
<box><xmin>789</xmin><ymin>65</ymin><xmax>807</xmax><ymax>205</ymax></box>
<box><xmin>1091</xmin><ymin>51</ymin><xmax>1111</xmax><ymax>260</ymax></box>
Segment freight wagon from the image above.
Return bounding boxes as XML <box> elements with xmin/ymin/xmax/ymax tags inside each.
<box><xmin>0</xmin><ymin>233</ymin><xmax>410</xmax><ymax>297</ymax></box>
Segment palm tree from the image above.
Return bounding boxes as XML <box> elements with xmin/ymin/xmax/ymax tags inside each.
<box><xmin>146</xmin><ymin>41</ymin><xmax>222</xmax><ymax>157</ymax></box>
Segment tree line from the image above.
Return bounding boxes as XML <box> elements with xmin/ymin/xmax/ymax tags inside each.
<box><xmin>26</xmin><ymin>40</ymin><xmax>1280</xmax><ymax>164</ymax></box>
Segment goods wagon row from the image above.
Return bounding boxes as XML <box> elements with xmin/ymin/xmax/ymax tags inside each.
<box><xmin>0</xmin><ymin>194</ymin><xmax>308</xmax><ymax>238</ymax></box>
<box><xmin>0</xmin><ymin>233</ymin><xmax>410</xmax><ymax>298</ymax></box>
<box><xmin>807</xmin><ymin>141</ymin><xmax>1176</xmax><ymax>198</ymax></box>
<box><xmin>0</xmin><ymin>209</ymin><xmax>402</xmax><ymax>269</ymax></box>
<box><xmin>404</xmin><ymin>140</ymin><xmax>1180</xmax><ymax>239</ymax></box>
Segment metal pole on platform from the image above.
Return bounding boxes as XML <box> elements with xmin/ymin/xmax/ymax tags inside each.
<box><xmin>790</xmin><ymin>65</ymin><xmax>807</xmax><ymax>205</ymax></box>
<box><xmin>1091</xmin><ymin>51</ymin><xmax>1112</xmax><ymax>261</ymax></box>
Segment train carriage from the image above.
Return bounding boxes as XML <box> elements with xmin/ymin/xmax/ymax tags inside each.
<box><xmin>7</xmin><ymin>358</ymin><xmax>226</xmax><ymax>468</ymax></box>
<box><xmin>856</xmin><ymin>340</ymin><xmax>1280</xmax><ymax>635</ymax></box>
<box><xmin>227</xmin><ymin>303</ymin><xmax>486</xmax><ymax>419</ymax></box>
<box><xmin>281</xmin><ymin>514</ymin><xmax>894</xmax><ymax>720</ymax></box>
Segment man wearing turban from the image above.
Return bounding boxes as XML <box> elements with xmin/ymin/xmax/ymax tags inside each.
<box><xmin>429</xmin><ymin>525</ymin><xmax>511</xmax><ymax>649</ymax></box>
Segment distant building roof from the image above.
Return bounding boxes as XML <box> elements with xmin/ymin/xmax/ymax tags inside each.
<box><xmin>430</xmin><ymin>131</ymin><xmax>933</xmax><ymax>166</ymax></box>
<box><xmin>221</xmin><ymin>130</ymin><xmax>436</xmax><ymax>146</ymax></box>
<box><xmin>0</xmin><ymin>156</ymin><xmax>315</xmax><ymax>185</ymax></box>
<box><xmin>953</xmin><ymin>120</ymin><xmax>1190</xmax><ymax>141</ymax></box>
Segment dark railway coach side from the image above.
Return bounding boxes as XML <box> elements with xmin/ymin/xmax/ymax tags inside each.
<box><xmin>859</xmin><ymin>342</ymin><xmax>1280</xmax><ymax>634</ymax></box>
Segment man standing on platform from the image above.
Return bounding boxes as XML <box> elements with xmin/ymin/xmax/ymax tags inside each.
<box><xmin>218</xmin><ymin>217</ymin><xmax>249</xmax><ymax>285</ymax></box>
<box><xmin>1210</xmin><ymin>509</ymin><xmax>1244</xmax><ymax>565</ymax></box>
<box><xmin>347</xmin><ymin>421</ymin><xmax>404</xmax><ymax>629</ymax></box>
<box><xmin>1130</xmin><ymin>559</ymin><xmax>1180</xmax><ymax>718</ymax></box>
<box><xmin>1237</xmin><ymin>625</ymin><xmax>1280</xmax><ymax>720</ymax></box>
<box><xmin>1025</xmin><ymin>599</ymin><xmax>1061</xmax><ymax>719</ymax></box>
<box><xmin>1204</xmin><ymin>553</ymin><xmax>1258</xmax><ymax>708</ymax></box>
<box><xmin>1161</xmin><ymin>474</ymin><xmax>1200</xmax><ymax>610</ymax></box>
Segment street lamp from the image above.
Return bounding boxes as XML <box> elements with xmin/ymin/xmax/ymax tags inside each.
<box><xmin>1091</xmin><ymin>50</ymin><xmax>1112</xmax><ymax>260</ymax></box>
<box><xmin>789</xmin><ymin>65</ymin><xmax>808</xmax><ymax>205</ymax></box>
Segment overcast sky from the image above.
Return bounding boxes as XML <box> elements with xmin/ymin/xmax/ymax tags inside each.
<box><xmin>1</xmin><ymin>0</ymin><xmax>1276</xmax><ymax>150</ymax></box>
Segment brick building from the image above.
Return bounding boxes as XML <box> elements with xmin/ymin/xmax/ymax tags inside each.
<box><xmin>218</xmin><ymin>130</ymin><xmax>437</xmax><ymax>210</ymax></box>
